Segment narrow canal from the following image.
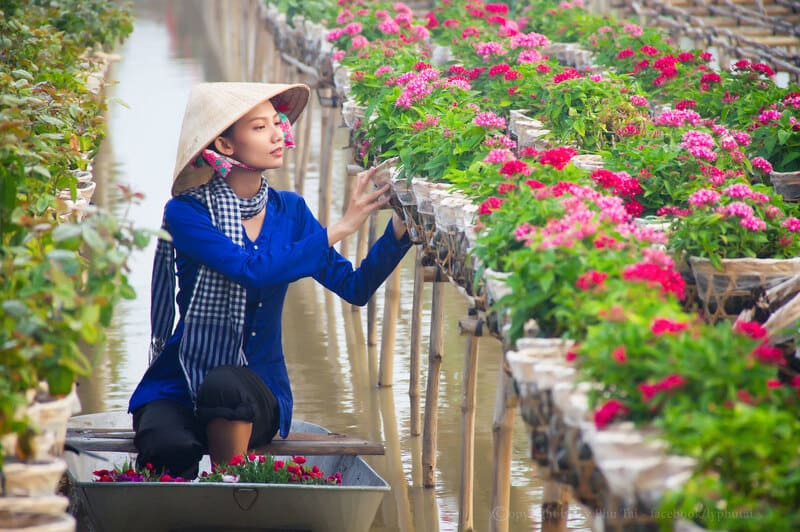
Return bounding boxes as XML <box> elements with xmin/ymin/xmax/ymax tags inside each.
<box><xmin>80</xmin><ymin>1</ymin><xmax>589</xmax><ymax>530</ymax></box>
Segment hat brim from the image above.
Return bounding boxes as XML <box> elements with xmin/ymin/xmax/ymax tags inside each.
<box><xmin>172</xmin><ymin>83</ymin><xmax>311</xmax><ymax>196</ymax></box>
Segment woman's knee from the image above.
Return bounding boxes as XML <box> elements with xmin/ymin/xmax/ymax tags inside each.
<box><xmin>196</xmin><ymin>366</ymin><xmax>256</xmax><ymax>423</ymax></box>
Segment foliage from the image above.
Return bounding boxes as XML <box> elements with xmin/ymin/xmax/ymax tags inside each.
<box><xmin>0</xmin><ymin>0</ymin><xmax>139</xmax><ymax>467</ymax></box>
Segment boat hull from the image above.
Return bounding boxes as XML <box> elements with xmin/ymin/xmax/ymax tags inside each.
<box><xmin>65</xmin><ymin>413</ymin><xmax>388</xmax><ymax>532</ymax></box>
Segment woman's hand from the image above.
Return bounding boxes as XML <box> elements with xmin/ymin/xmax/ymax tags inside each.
<box><xmin>327</xmin><ymin>167</ymin><xmax>390</xmax><ymax>247</ymax></box>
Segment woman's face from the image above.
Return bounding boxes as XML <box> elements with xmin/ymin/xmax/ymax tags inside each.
<box><xmin>219</xmin><ymin>100</ymin><xmax>285</xmax><ymax>170</ymax></box>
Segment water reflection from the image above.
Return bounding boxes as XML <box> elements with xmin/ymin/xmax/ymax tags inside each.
<box><xmin>84</xmin><ymin>1</ymin><xmax>589</xmax><ymax>530</ymax></box>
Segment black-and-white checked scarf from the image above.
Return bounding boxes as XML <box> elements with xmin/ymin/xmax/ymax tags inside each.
<box><xmin>149</xmin><ymin>173</ymin><xmax>268</xmax><ymax>400</ymax></box>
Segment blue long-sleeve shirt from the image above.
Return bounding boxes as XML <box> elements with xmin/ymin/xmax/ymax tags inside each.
<box><xmin>128</xmin><ymin>187</ymin><xmax>412</xmax><ymax>438</ymax></box>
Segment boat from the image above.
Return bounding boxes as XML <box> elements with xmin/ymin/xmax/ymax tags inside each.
<box><xmin>64</xmin><ymin>412</ymin><xmax>389</xmax><ymax>532</ymax></box>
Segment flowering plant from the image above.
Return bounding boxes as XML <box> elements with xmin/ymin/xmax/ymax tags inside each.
<box><xmin>199</xmin><ymin>453</ymin><xmax>342</xmax><ymax>485</ymax></box>
<box><xmin>605</xmin><ymin>111</ymin><xmax>758</xmax><ymax>215</ymax></box>
<box><xmin>534</xmin><ymin>70</ymin><xmax>651</xmax><ymax>151</ymax></box>
<box><xmin>93</xmin><ymin>454</ymin><xmax>343</xmax><ymax>485</ymax></box>
<box><xmin>668</xmin><ymin>183</ymin><xmax>800</xmax><ymax>267</ymax></box>
<box><xmin>93</xmin><ymin>460</ymin><xmax>190</xmax><ymax>483</ymax></box>
<box><xmin>748</xmin><ymin>93</ymin><xmax>800</xmax><ymax>173</ymax></box>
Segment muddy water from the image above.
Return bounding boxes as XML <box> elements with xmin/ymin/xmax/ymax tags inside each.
<box><xmin>82</xmin><ymin>1</ymin><xmax>588</xmax><ymax>530</ymax></box>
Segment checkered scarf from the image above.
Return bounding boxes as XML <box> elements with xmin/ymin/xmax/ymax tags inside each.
<box><xmin>149</xmin><ymin>173</ymin><xmax>268</xmax><ymax>399</ymax></box>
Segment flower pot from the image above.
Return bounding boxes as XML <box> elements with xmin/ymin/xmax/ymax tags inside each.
<box><xmin>25</xmin><ymin>389</ymin><xmax>80</xmax><ymax>461</ymax></box>
<box><xmin>2</xmin><ymin>459</ymin><xmax>67</xmax><ymax>498</ymax></box>
<box><xmin>0</xmin><ymin>496</ymin><xmax>68</xmax><ymax>516</ymax></box>
<box><xmin>571</xmin><ymin>154</ymin><xmax>604</xmax><ymax>171</ymax></box>
<box><xmin>341</xmin><ymin>99</ymin><xmax>365</xmax><ymax>130</ymax></box>
<box><xmin>769</xmin><ymin>170</ymin><xmax>800</xmax><ymax>202</ymax></box>
<box><xmin>0</xmin><ymin>511</ymin><xmax>74</xmax><ymax>532</ymax></box>
<box><xmin>689</xmin><ymin>256</ymin><xmax>800</xmax><ymax>323</ymax></box>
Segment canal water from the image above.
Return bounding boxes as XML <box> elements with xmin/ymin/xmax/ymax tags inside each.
<box><xmin>82</xmin><ymin>1</ymin><xmax>589</xmax><ymax>530</ymax></box>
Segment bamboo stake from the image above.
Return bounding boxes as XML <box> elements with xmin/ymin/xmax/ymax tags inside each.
<box><xmin>421</xmin><ymin>278</ymin><xmax>445</xmax><ymax>488</ymax></box>
<box><xmin>409</xmin><ymin>249</ymin><xmax>424</xmax><ymax>436</ymax></box>
<box><xmin>458</xmin><ymin>332</ymin><xmax>480</xmax><ymax>532</ymax></box>
<box><xmin>377</xmin><ymin>267</ymin><xmax>401</xmax><ymax>387</ymax></box>
<box><xmin>367</xmin><ymin>212</ymin><xmax>378</xmax><ymax>345</ymax></box>
<box><xmin>489</xmin><ymin>365</ymin><xmax>518</xmax><ymax>532</ymax></box>
<box><xmin>379</xmin><ymin>387</ymin><xmax>415</xmax><ymax>532</ymax></box>
<box><xmin>317</xmin><ymin>106</ymin><xmax>335</xmax><ymax>227</ymax></box>
<box><xmin>294</xmin><ymin>91</ymin><xmax>313</xmax><ymax>194</ymax></box>
<box><xmin>541</xmin><ymin>480</ymin><xmax>570</xmax><ymax>532</ymax></box>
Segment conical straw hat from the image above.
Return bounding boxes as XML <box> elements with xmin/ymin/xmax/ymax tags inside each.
<box><xmin>172</xmin><ymin>82</ymin><xmax>310</xmax><ymax>196</ymax></box>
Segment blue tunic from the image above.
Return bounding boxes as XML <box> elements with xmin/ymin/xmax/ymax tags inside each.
<box><xmin>128</xmin><ymin>187</ymin><xmax>412</xmax><ymax>438</ymax></box>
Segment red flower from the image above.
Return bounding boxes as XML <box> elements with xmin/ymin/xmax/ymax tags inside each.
<box><xmin>478</xmin><ymin>196</ymin><xmax>505</xmax><ymax>215</ymax></box>
<box><xmin>638</xmin><ymin>383</ymin><xmax>660</xmax><ymax>402</ymax></box>
<box><xmin>623</xmin><ymin>200</ymin><xmax>644</xmax><ymax>217</ymax></box>
<box><xmin>640</xmin><ymin>45</ymin><xmax>659</xmax><ymax>56</ymax></box>
<box><xmin>538</xmin><ymin>147</ymin><xmax>577</xmax><ymax>170</ymax></box>
<box><xmin>734</xmin><ymin>320</ymin><xmax>767</xmax><ymax>340</ymax></box>
<box><xmin>497</xmin><ymin>182</ymin><xmax>517</xmax><ymax>194</ymax></box>
<box><xmin>575</xmin><ymin>270</ymin><xmax>608</xmax><ymax>290</ymax></box>
<box><xmin>766</xmin><ymin>379</ymin><xmax>782</xmax><ymax>388</ymax></box>
<box><xmin>525</xmin><ymin>179</ymin><xmax>545</xmax><ymax>190</ymax></box>
<box><xmin>752</xmin><ymin>344</ymin><xmax>784</xmax><ymax>365</ymax></box>
<box><xmin>594</xmin><ymin>399</ymin><xmax>629</xmax><ymax>429</ymax></box>
<box><xmin>651</xmin><ymin>318</ymin><xmax>688</xmax><ymax>335</ymax></box>
<box><xmin>247</xmin><ymin>453</ymin><xmax>256</xmax><ymax>461</ymax></box>
<box><xmin>617</xmin><ymin>48</ymin><xmax>634</xmax><ymax>59</ymax></box>
<box><xmin>293</xmin><ymin>456</ymin><xmax>307</xmax><ymax>465</ymax></box>
<box><xmin>159</xmin><ymin>474</ymin><xmax>173</xmax><ymax>482</ymax></box>
<box><xmin>273</xmin><ymin>460</ymin><xmax>285</xmax><ymax>471</ymax></box>
<box><xmin>675</xmin><ymin>99</ymin><xmax>696</xmax><ymax>110</ymax></box>
<box><xmin>228</xmin><ymin>454</ymin><xmax>245</xmax><ymax>466</ymax></box>
<box><xmin>499</xmin><ymin>159</ymin><xmax>531</xmax><ymax>176</ymax></box>
<box><xmin>565</xmin><ymin>350</ymin><xmax>577</xmax><ymax>362</ymax></box>
<box><xmin>485</xmin><ymin>3</ymin><xmax>509</xmax><ymax>14</ymax></box>
<box><xmin>612</xmin><ymin>347</ymin><xmax>627</xmax><ymax>364</ymax></box>
<box><xmin>424</xmin><ymin>12</ymin><xmax>439</xmax><ymax>29</ymax></box>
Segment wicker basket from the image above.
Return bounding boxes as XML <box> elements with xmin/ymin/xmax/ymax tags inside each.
<box><xmin>689</xmin><ymin>256</ymin><xmax>800</xmax><ymax>323</ymax></box>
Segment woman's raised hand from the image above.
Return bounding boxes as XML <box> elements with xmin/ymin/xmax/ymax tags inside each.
<box><xmin>327</xmin><ymin>167</ymin><xmax>391</xmax><ymax>247</ymax></box>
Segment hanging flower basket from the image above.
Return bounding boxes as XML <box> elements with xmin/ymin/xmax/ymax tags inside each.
<box><xmin>689</xmin><ymin>257</ymin><xmax>800</xmax><ymax>323</ymax></box>
<box><xmin>769</xmin><ymin>170</ymin><xmax>800</xmax><ymax>202</ymax></box>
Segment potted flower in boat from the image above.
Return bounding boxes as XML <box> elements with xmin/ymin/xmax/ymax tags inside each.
<box><xmin>667</xmin><ymin>183</ymin><xmax>800</xmax><ymax>322</ymax></box>
<box><xmin>747</xmin><ymin>93</ymin><xmax>800</xmax><ymax>199</ymax></box>
<box><xmin>94</xmin><ymin>454</ymin><xmax>343</xmax><ymax>485</ymax></box>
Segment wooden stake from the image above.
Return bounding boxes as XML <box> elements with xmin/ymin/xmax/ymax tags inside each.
<box><xmin>377</xmin><ymin>267</ymin><xmax>401</xmax><ymax>387</ymax></box>
<box><xmin>489</xmin><ymin>365</ymin><xmax>518</xmax><ymax>532</ymax></box>
<box><xmin>541</xmin><ymin>480</ymin><xmax>570</xmax><ymax>532</ymax></box>
<box><xmin>409</xmin><ymin>249</ymin><xmax>424</xmax><ymax>436</ymax></box>
<box><xmin>294</xmin><ymin>93</ymin><xmax>312</xmax><ymax>194</ymax></box>
<box><xmin>422</xmin><ymin>278</ymin><xmax>445</xmax><ymax>488</ymax></box>
<box><xmin>317</xmin><ymin>106</ymin><xmax>335</xmax><ymax>227</ymax></box>
<box><xmin>366</xmin><ymin>212</ymin><xmax>378</xmax><ymax>345</ymax></box>
<box><xmin>379</xmin><ymin>387</ymin><xmax>414</xmax><ymax>531</ymax></box>
<box><xmin>458</xmin><ymin>332</ymin><xmax>480</xmax><ymax>532</ymax></box>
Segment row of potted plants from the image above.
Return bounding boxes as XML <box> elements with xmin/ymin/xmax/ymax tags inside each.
<box><xmin>314</xmin><ymin>0</ymin><xmax>800</xmax><ymax>528</ymax></box>
<box><xmin>0</xmin><ymin>0</ymin><xmax>147</xmax><ymax>486</ymax></box>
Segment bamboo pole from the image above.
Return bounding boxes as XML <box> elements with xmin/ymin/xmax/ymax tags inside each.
<box><xmin>317</xmin><ymin>106</ymin><xmax>335</xmax><ymax>227</ymax></box>
<box><xmin>489</xmin><ymin>366</ymin><xmax>518</xmax><ymax>532</ymax></box>
<box><xmin>366</xmin><ymin>212</ymin><xmax>378</xmax><ymax>345</ymax></box>
<box><xmin>294</xmin><ymin>93</ymin><xmax>313</xmax><ymax>194</ymax></box>
<box><xmin>409</xmin><ymin>249</ymin><xmax>424</xmax><ymax>436</ymax></box>
<box><xmin>458</xmin><ymin>332</ymin><xmax>480</xmax><ymax>532</ymax></box>
<box><xmin>377</xmin><ymin>267</ymin><xmax>401</xmax><ymax>387</ymax></box>
<box><xmin>421</xmin><ymin>278</ymin><xmax>445</xmax><ymax>488</ymax></box>
<box><xmin>379</xmin><ymin>387</ymin><xmax>415</xmax><ymax>532</ymax></box>
<box><xmin>541</xmin><ymin>480</ymin><xmax>570</xmax><ymax>532</ymax></box>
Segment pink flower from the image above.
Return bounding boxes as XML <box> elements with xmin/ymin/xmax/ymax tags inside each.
<box><xmin>750</xmin><ymin>157</ymin><xmax>773</xmax><ymax>174</ymax></box>
<box><xmin>734</xmin><ymin>320</ymin><xmax>767</xmax><ymax>339</ymax></box>
<box><xmin>629</xmin><ymin>95</ymin><xmax>648</xmax><ymax>107</ymax></box>
<box><xmin>740</xmin><ymin>216</ymin><xmax>767</xmax><ymax>232</ymax></box>
<box><xmin>687</xmin><ymin>189</ymin><xmax>721</xmax><ymax>207</ymax></box>
<box><xmin>753</xmin><ymin>344</ymin><xmax>784</xmax><ymax>365</ymax></box>
<box><xmin>782</xmin><ymin>217</ymin><xmax>800</xmax><ymax>232</ymax></box>
<box><xmin>473</xmin><ymin>111</ymin><xmax>507</xmax><ymax>129</ymax></box>
<box><xmin>483</xmin><ymin>149</ymin><xmax>513</xmax><ymax>164</ymax></box>
<box><xmin>499</xmin><ymin>159</ymin><xmax>530</xmax><ymax>176</ymax></box>
<box><xmin>612</xmin><ymin>346</ymin><xmax>627</xmax><ymax>363</ymax></box>
<box><xmin>767</xmin><ymin>379</ymin><xmax>783</xmax><ymax>388</ymax></box>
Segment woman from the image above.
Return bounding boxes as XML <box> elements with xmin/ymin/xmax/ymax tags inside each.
<box><xmin>128</xmin><ymin>82</ymin><xmax>411</xmax><ymax>478</ymax></box>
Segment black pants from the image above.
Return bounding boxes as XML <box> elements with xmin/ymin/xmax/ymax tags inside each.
<box><xmin>132</xmin><ymin>366</ymin><xmax>279</xmax><ymax>479</ymax></box>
